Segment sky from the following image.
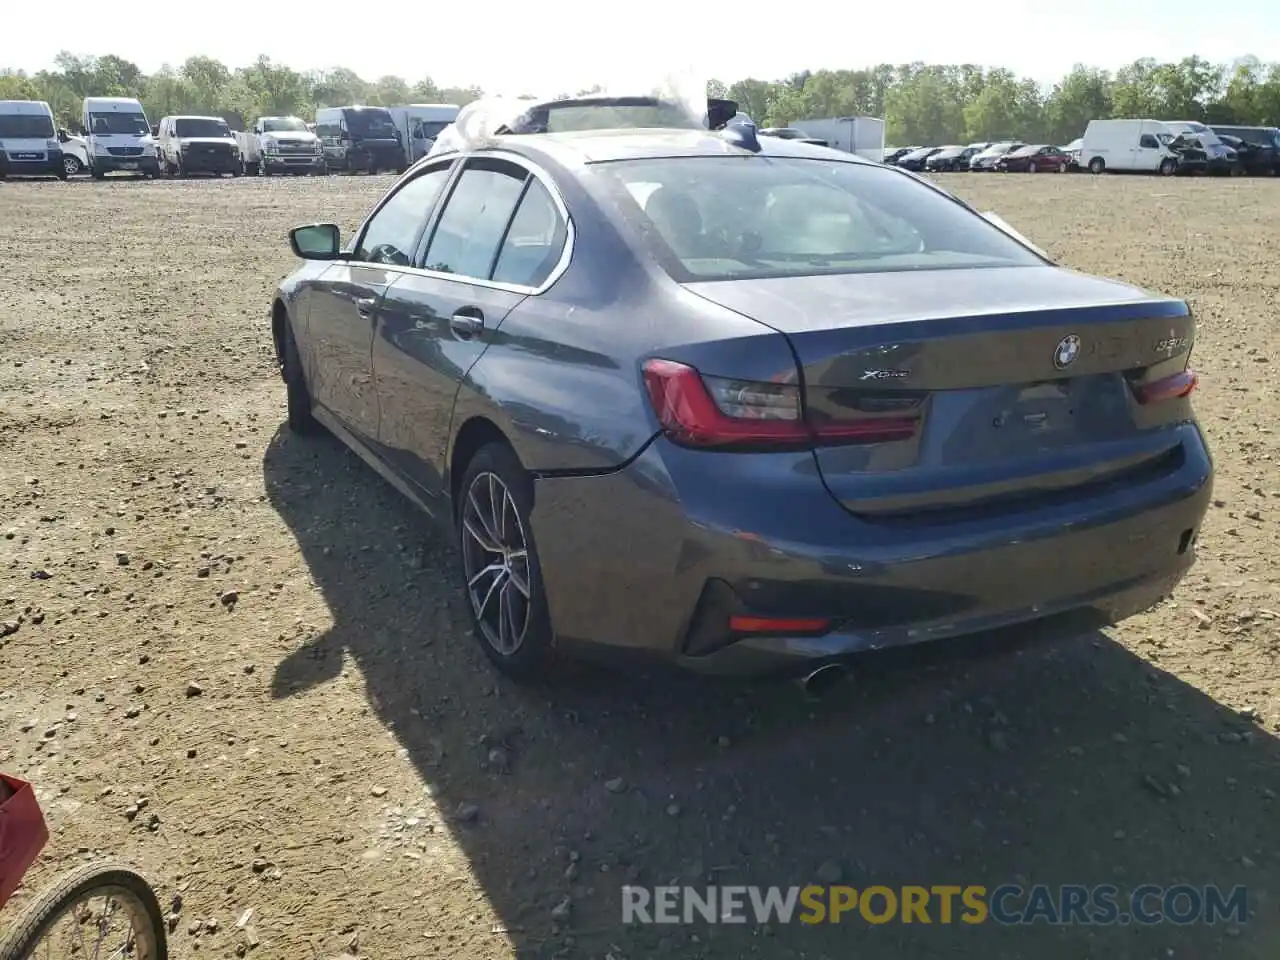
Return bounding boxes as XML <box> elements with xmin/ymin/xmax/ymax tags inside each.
<box><xmin>4</xmin><ymin>2</ymin><xmax>1276</xmax><ymax>95</ymax></box>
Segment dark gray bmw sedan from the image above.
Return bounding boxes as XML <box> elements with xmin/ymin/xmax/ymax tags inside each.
<box><xmin>270</xmin><ymin>109</ymin><xmax>1212</xmax><ymax>681</ymax></box>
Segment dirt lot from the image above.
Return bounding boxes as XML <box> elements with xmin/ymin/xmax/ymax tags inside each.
<box><xmin>2</xmin><ymin>171</ymin><xmax>1279</xmax><ymax>960</ymax></box>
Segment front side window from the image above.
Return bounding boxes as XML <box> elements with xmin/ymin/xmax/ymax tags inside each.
<box><xmin>1139</xmin><ymin>134</ymin><xmax>1159</xmax><ymax>149</ymax></box>
<box><xmin>0</xmin><ymin>113</ymin><xmax>55</xmax><ymax>138</ymax></box>
<box><xmin>90</xmin><ymin>111</ymin><xmax>148</xmax><ymax>135</ymax></box>
<box><xmin>174</xmin><ymin>118</ymin><xmax>231</xmax><ymax>138</ymax></box>
<box><xmin>355</xmin><ymin>165</ymin><xmax>453</xmax><ymax>266</ymax></box>
<box><xmin>594</xmin><ymin>155</ymin><xmax>1044</xmax><ymax>282</ymax></box>
<box><xmin>422</xmin><ymin>162</ymin><xmax>528</xmax><ymax>279</ymax></box>
<box><xmin>491</xmin><ymin>179</ymin><xmax>568</xmax><ymax>288</ymax></box>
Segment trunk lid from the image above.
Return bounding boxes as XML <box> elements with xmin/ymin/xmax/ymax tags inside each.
<box><xmin>685</xmin><ymin>266</ymin><xmax>1197</xmax><ymax>520</ymax></box>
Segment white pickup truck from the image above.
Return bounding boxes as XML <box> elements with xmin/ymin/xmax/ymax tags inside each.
<box><xmin>235</xmin><ymin>116</ymin><xmax>326</xmax><ymax>176</ymax></box>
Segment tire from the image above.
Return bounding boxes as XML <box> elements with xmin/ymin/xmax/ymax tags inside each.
<box><xmin>281</xmin><ymin>322</ymin><xmax>318</xmax><ymax>435</ymax></box>
<box><xmin>455</xmin><ymin>442</ymin><xmax>555</xmax><ymax>680</ymax></box>
<box><xmin>1159</xmin><ymin>158</ymin><xmax>1177</xmax><ymax>176</ymax></box>
<box><xmin>1088</xmin><ymin>157</ymin><xmax>1105</xmax><ymax>174</ymax></box>
<box><xmin>0</xmin><ymin>861</ymin><xmax>167</xmax><ymax>960</ymax></box>
<box><xmin>1027</xmin><ymin>163</ymin><xmax>1036</xmax><ymax>174</ymax></box>
<box><xmin>62</xmin><ymin>155</ymin><xmax>82</xmax><ymax>176</ymax></box>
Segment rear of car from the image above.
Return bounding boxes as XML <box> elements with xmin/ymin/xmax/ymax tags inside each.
<box><xmin>0</xmin><ymin>100</ymin><xmax>64</xmax><ymax>179</ymax></box>
<box><xmin>550</xmin><ymin>147</ymin><xmax>1211</xmax><ymax>673</ymax></box>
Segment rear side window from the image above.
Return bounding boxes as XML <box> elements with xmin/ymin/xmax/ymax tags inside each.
<box><xmin>491</xmin><ymin>180</ymin><xmax>568</xmax><ymax>288</ymax></box>
<box><xmin>355</xmin><ymin>165</ymin><xmax>453</xmax><ymax>266</ymax></box>
<box><xmin>422</xmin><ymin>162</ymin><xmax>527</xmax><ymax>279</ymax></box>
<box><xmin>594</xmin><ymin>155</ymin><xmax>1043</xmax><ymax>281</ymax></box>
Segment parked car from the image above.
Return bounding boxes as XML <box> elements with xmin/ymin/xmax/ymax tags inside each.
<box><xmin>896</xmin><ymin>146</ymin><xmax>942</xmax><ymax>171</ymax></box>
<box><xmin>995</xmin><ymin>144</ymin><xmax>1071</xmax><ymax>173</ymax></box>
<box><xmin>1210</xmin><ymin>126</ymin><xmax>1280</xmax><ymax>174</ymax></box>
<box><xmin>156</xmin><ymin>115</ymin><xmax>242</xmax><ymax>177</ymax></box>
<box><xmin>1061</xmin><ymin>137</ymin><xmax>1083</xmax><ymax>170</ymax></box>
<box><xmin>269</xmin><ymin>97</ymin><xmax>1212</xmax><ymax>683</ymax></box>
<box><xmin>759</xmin><ymin>126</ymin><xmax>827</xmax><ymax>146</ymax></box>
<box><xmin>1165</xmin><ymin>134</ymin><xmax>1211</xmax><ymax>175</ymax></box>
<box><xmin>883</xmin><ymin>145</ymin><xmax>921</xmax><ymax>165</ymax></box>
<box><xmin>1216</xmin><ymin>134</ymin><xmax>1278</xmax><ymax>176</ymax></box>
<box><xmin>969</xmin><ymin>141</ymin><xmax>1024</xmax><ymax>171</ymax></box>
<box><xmin>925</xmin><ymin>145</ymin><xmax>981</xmax><ymax>172</ymax></box>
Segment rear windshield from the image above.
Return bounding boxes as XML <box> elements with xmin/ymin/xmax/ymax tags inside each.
<box><xmin>594</xmin><ymin>155</ymin><xmax>1044</xmax><ymax>282</ymax></box>
<box><xmin>90</xmin><ymin>111</ymin><xmax>148</xmax><ymax>135</ymax></box>
<box><xmin>0</xmin><ymin>113</ymin><xmax>54</xmax><ymax>138</ymax></box>
<box><xmin>175</xmin><ymin>118</ymin><xmax>231</xmax><ymax>138</ymax></box>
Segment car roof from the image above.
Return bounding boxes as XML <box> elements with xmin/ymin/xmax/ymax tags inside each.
<box><xmin>425</xmin><ymin>127</ymin><xmax>876</xmax><ymax>170</ymax></box>
<box><xmin>170</xmin><ymin>115</ymin><xmax>226</xmax><ymax>122</ymax></box>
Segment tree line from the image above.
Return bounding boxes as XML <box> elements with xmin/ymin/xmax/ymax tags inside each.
<box><xmin>2</xmin><ymin>52</ymin><xmax>1279</xmax><ymax>145</ymax></box>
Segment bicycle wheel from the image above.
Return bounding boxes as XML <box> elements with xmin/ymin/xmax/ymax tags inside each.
<box><xmin>0</xmin><ymin>861</ymin><xmax>167</xmax><ymax>960</ymax></box>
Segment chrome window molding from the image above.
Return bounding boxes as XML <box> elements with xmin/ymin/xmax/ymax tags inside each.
<box><xmin>345</xmin><ymin>147</ymin><xmax>575</xmax><ymax>298</ymax></box>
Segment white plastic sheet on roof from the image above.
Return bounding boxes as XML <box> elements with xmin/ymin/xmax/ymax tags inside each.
<box><xmin>426</xmin><ymin>67</ymin><xmax>714</xmax><ymax>157</ymax></box>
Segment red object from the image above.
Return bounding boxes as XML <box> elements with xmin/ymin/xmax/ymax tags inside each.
<box><xmin>728</xmin><ymin>615</ymin><xmax>832</xmax><ymax>635</ymax></box>
<box><xmin>0</xmin><ymin>773</ymin><xmax>48</xmax><ymax>908</ymax></box>
<box><xmin>641</xmin><ymin>358</ymin><xmax>920</xmax><ymax>449</ymax></box>
<box><xmin>1134</xmin><ymin>369</ymin><xmax>1198</xmax><ymax>404</ymax></box>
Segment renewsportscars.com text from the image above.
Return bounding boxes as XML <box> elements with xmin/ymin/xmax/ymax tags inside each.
<box><xmin>622</xmin><ymin>884</ymin><xmax>1248</xmax><ymax>926</ymax></box>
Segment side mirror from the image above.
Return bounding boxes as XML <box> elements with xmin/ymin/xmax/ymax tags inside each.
<box><xmin>289</xmin><ymin>223</ymin><xmax>341</xmax><ymax>260</ymax></box>
<box><xmin>57</xmin><ymin>128</ymin><xmax>69</xmax><ymax>143</ymax></box>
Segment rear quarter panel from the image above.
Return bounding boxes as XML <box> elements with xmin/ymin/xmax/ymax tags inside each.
<box><xmin>448</xmin><ymin>154</ymin><xmax>795</xmax><ymax>477</ymax></box>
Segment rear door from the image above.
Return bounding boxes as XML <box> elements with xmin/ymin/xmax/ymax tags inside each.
<box><xmin>373</xmin><ymin>155</ymin><xmax>563</xmax><ymax>497</ymax></box>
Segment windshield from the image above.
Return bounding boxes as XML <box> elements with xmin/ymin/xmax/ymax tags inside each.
<box><xmin>1009</xmin><ymin>145</ymin><xmax>1040</xmax><ymax>157</ymax></box>
<box><xmin>261</xmin><ymin>117</ymin><xmax>308</xmax><ymax>133</ymax></box>
<box><xmin>345</xmin><ymin>109</ymin><xmax>397</xmax><ymax>138</ymax></box>
<box><xmin>90</xmin><ymin>111</ymin><xmax>148</xmax><ymax>135</ymax></box>
<box><xmin>175</xmin><ymin>118</ymin><xmax>231</xmax><ymax>138</ymax></box>
<box><xmin>595</xmin><ymin>155</ymin><xmax>1043</xmax><ymax>282</ymax></box>
<box><xmin>0</xmin><ymin>113</ymin><xmax>55</xmax><ymax>138</ymax></box>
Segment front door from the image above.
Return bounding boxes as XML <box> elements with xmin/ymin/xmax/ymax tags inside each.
<box><xmin>304</xmin><ymin>263</ymin><xmax>394</xmax><ymax>446</ymax></box>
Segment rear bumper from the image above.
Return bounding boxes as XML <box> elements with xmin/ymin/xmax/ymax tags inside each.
<box><xmin>530</xmin><ymin>425</ymin><xmax>1212</xmax><ymax>677</ymax></box>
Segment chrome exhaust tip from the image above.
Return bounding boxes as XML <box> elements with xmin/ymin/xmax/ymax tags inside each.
<box><xmin>799</xmin><ymin>663</ymin><xmax>849</xmax><ymax>698</ymax></box>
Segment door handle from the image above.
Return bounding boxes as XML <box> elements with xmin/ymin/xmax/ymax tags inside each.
<box><xmin>355</xmin><ymin>296</ymin><xmax>377</xmax><ymax>319</ymax></box>
<box><xmin>449</xmin><ymin>311</ymin><xmax>484</xmax><ymax>340</ymax></box>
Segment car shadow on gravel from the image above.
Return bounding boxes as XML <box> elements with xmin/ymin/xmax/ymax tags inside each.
<box><xmin>263</xmin><ymin>426</ymin><xmax>1280</xmax><ymax>960</ymax></box>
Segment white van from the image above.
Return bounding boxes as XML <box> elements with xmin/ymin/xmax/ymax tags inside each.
<box><xmin>1080</xmin><ymin>119</ymin><xmax>1181</xmax><ymax>175</ymax></box>
<box><xmin>82</xmin><ymin>96</ymin><xmax>159</xmax><ymax>179</ymax></box>
<box><xmin>0</xmin><ymin>100</ymin><xmax>66</xmax><ymax>179</ymax></box>
<box><xmin>385</xmin><ymin>104</ymin><xmax>460</xmax><ymax>166</ymax></box>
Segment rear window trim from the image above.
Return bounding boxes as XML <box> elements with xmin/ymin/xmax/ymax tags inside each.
<box><xmin>587</xmin><ymin>153</ymin><xmax>1050</xmax><ymax>283</ymax></box>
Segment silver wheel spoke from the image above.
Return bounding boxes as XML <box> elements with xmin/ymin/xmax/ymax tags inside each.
<box><xmin>468</xmin><ymin>489</ymin><xmax>502</xmax><ymax>549</ymax></box>
<box><xmin>462</xmin><ymin>515</ymin><xmax>501</xmax><ymax>555</ymax></box>
<box><xmin>507</xmin><ymin>561</ymin><xmax>531</xmax><ymax>598</ymax></box>
<box><xmin>468</xmin><ymin>562</ymin><xmax>505</xmax><ymax>589</ymax></box>
<box><xmin>477</xmin><ymin>567</ymin><xmax>507</xmax><ymax>621</ymax></box>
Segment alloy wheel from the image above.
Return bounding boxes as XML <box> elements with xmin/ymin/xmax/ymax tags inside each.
<box><xmin>460</xmin><ymin>471</ymin><xmax>532</xmax><ymax>656</ymax></box>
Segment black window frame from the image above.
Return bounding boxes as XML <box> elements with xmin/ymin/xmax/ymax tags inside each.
<box><xmin>410</xmin><ymin>153</ymin><xmax>571</xmax><ymax>292</ymax></box>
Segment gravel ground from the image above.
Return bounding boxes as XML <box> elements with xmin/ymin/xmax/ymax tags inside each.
<box><xmin>2</xmin><ymin>171</ymin><xmax>1279</xmax><ymax>960</ymax></box>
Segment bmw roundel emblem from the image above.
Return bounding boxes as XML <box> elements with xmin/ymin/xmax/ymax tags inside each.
<box><xmin>1054</xmin><ymin>334</ymin><xmax>1082</xmax><ymax>370</ymax></box>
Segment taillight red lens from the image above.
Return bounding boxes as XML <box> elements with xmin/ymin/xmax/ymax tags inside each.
<box><xmin>1134</xmin><ymin>369</ymin><xmax>1198</xmax><ymax>404</ymax></box>
<box><xmin>642</xmin><ymin>358</ymin><xmax>921</xmax><ymax>450</ymax></box>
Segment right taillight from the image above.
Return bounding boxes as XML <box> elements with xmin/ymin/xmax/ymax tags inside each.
<box><xmin>1134</xmin><ymin>368</ymin><xmax>1198</xmax><ymax>404</ymax></box>
<box><xmin>641</xmin><ymin>358</ymin><xmax>921</xmax><ymax>451</ymax></box>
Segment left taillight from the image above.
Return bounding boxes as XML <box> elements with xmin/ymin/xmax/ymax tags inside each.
<box><xmin>641</xmin><ymin>358</ymin><xmax>922</xmax><ymax>451</ymax></box>
<box><xmin>1133</xmin><ymin>368</ymin><xmax>1198</xmax><ymax>404</ymax></box>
